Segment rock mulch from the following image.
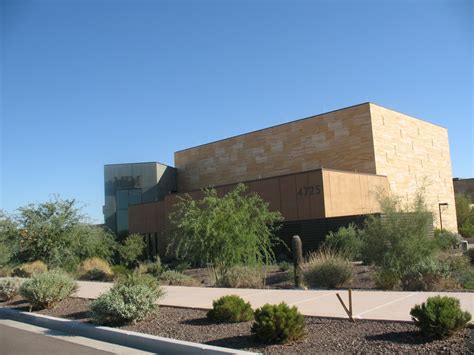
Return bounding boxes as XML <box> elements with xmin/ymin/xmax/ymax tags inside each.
<box><xmin>2</xmin><ymin>297</ymin><xmax>471</xmax><ymax>354</ymax></box>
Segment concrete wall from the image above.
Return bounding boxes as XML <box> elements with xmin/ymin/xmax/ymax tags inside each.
<box><xmin>369</xmin><ymin>103</ymin><xmax>457</xmax><ymax>231</ymax></box>
<box><xmin>175</xmin><ymin>103</ymin><xmax>376</xmax><ymax>192</ymax></box>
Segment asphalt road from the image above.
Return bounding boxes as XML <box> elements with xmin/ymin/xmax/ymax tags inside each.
<box><xmin>0</xmin><ymin>324</ymin><xmax>113</xmax><ymax>355</ymax></box>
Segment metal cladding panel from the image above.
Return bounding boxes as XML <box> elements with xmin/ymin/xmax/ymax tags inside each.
<box><xmin>279</xmin><ymin>175</ymin><xmax>299</xmax><ymax>220</ymax></box>
<box><xmin>295</xmin><ymin>173</ymin><xmax>311</xmax><ymax>220</ymax></box>
<box><xmin>307</xmin><ymin>170</ymin><xmax>325</xmax><ymax>218</ymax></box>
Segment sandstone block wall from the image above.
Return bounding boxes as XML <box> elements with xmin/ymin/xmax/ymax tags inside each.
<box><xmin>175</xmin><ymin>103</ymin><xmax>376</xmax><ymax>192</ymax></box>
<box><xmin>369</xmin><ymin>104</ymin><xmax>457</xmax><ymax>231</ymax></box>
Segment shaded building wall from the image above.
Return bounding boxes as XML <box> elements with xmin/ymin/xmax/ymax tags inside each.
<box><xmin>174</xmin><ymin>103</ymin><xmax>376</xmax><ymax>192</ymax></box>
<box><xmin>453</xmin><ymin>178</ymin><xmax>474</xmax><ymax>205</ymax></box>
<box><xmin>129</xmin><ymin>169</ymin><xmax>389</xmax><ymax>257</ymax></box>
<box><xmin>369</xmin><ymin>103</ymin><xmax>457</xmax><ymax>231</ymax></box>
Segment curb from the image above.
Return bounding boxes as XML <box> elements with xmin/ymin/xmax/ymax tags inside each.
<box><xmin>0</xmin><ymin>308</ymin><xmax>256</xmax><ymax>354</ymax></box>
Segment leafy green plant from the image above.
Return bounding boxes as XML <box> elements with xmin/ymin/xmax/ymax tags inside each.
<box><xmin>455</xmin><ymin>193</ymin><xmax>474</xmax><ymax>238</ymax></box>
<box><xmin>251</xmin><ymin>302</ymin><xmax>305</xmax><ymax>344</ymax></box>
<box><xmin>374</xmin><ymin>269</ymin><xmax>400</xmax><ymax>290</ymax></box>
<box><xmin>159</xmin><ymin>270</ymin><xmax>198</xmax><ymax>286</ymax></box>
<box><xmin>111</xmin><ymin>264</ymin><xmax>131</xmax><ymax>278</ymax></box>
<box><xmin>410</xmin><ymin>296</ymin><xmax>471</xmax><ymax>338</ymax></box>
<box><xmin>466</xmin><ymin>249</ymin><xmax>474</xmax><ymax>264</ymax></box>
<box><xmin>207</xmin><ymin>295</ymin><xmax>254</xmax><ymax>323</ymax></box>
<box><xmin>170</xmin><ymin>184</ymin><xmax>283</xmax><ymax>284</ymax></box>
<box><xmin>215</xmin><ymin>266</ymin><xmax>264</xmax><ymax>288</ymax></box>
<box><xmin>19</xmin><ymin>271</ymin><xmax>77</xmax><ymax>309</ymax></box>
<box><xmin>137</xmin><ymin>257</ymin><xmax>162</xmax><ymax>277</ymax></box>
<box><xmin>13</xmin><ymin>198</ymin><xmax>116</xmax><ymax>270</ymax></box>
<box><xmin>78</xmin><ymin>257</ymin><xmax>113</xmax><ymax>281</ymax></box>
<box><xmin>116</xmin><ymin>272</ymin><xmax>162</xmax><ymax>294</ymax></box>
<box><xmin>400</xmin><ymin>257</ymin><xmax>449</xmax><ymax>291</ymax></box>
<box><xmin>323</xmin><ymin>224</ymin><xmax>363</xmax><ymax>261</ymax></box>
<box><xmin>433</xmin><ymin>229</ymin><xmax>462</xmax><ymax>251</ymax></box>
<box><xmin>119</xmin><ymin>234</ymin><xmax>145</xmax><ymax>267</ymax></box>
<box><xmin>12</xmin><ymin>260</ymin><xmax>48</xmax><ymax>277</ymax></box>
<box><xmin>303</xmin><ymin>249</ymin><xmax>352</xmax><ymax>289</ymax></box>
<box><xmin>278</xmin><ymin>261</ymin><xmax>291</xmax><ymax>272</ymax></box>
<box><xmin>360</xmin><ymin>189</ymin><xmax>437</xmax><ymax>283</ymax></box>
<box><xmin>89</xmin><ymin>282</ymin><xmax>161</xmax><ymax>325</ymax></box>
<box><xmin>0</xmin><ymin>278</ymin><xmax>21</xmax><ymax>301</ymax></box>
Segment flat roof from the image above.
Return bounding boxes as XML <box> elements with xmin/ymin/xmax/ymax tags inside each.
<box><xmin>104</xmin><ymin>161</ymin><xmax>175</xmax><ymax>168</ymax></box>
<box><xmin>175</xmin><ymin>102</ymin><xmax>447</xmax><ymax>154</ymax></box>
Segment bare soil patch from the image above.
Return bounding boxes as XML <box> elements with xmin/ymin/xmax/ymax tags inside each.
<box><xmin>2</xmin><ymin>297</ymin><xmax>470</xmax><ymax>353</ymax></box>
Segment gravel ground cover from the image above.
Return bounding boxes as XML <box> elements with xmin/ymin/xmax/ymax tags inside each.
<box><xmin>2</xmin><ymin>297</ymin><xmax>471</xmax><ymax>353</ymax></box>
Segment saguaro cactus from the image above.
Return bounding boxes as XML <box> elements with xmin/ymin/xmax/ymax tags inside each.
<box><xmin>292</xmin><ymin>235</ymin><xmax>303</xmax><ymax>288</ymax></box>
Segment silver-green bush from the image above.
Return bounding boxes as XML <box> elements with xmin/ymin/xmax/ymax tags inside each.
<box><xmin>0</xmin><ymin>277</ymin><xmax>21</xmax><ymax>301</ymax></box>
<box><xmin>215</xmin><ymin>266</ymin><xmax>264</xmax><ymax>288</ymax></box>
<box><xmin>19</xmin><ymin>271</ymin><xmax>77</xmax><ymax>309</ymax></box>
<box><xmin>89</xmin><ymin>282</ymin><xmax>161</xmax><ymax>325</ymax></box>
<box><xmin>159</xmin><ymin>270</ymin><xmax>198</xmax><ymax>286</ymax></box>
<box><xmin>303</xmin><ymin>250</ymin><xmax>352</xmax><ymax>289</ymax></box>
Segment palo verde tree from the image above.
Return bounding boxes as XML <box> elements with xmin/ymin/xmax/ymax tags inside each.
<box><xmin>169</xmin><ymin>184</ymin><xmax>283</xmax><ymax>282</ymax></box>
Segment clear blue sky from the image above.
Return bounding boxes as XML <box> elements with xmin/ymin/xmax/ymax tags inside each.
<box><xmin>1</xmin><ymin>0</ymin><xmax>472</xmax><ymax>223</ymax></box>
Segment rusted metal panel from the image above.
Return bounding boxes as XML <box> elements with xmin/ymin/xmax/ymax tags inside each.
<box><xmin>279</xmin><ymin>175</ymin><xmax>298</xmax><ymax>221</ymax></box>
<box><xmin>295</xmin><ymin>173</ymin><xmax>311</xmax><ymax>220</ymax></box>
<box><xmin>307</xmin><ymin>170</ymin><xmax>325</xmax><ymax>218</ymax></box>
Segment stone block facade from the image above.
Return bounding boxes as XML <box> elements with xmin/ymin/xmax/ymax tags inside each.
<box><xmin>174</xmin><ymin>102</ymin><xmax>457</xmax><ymax>231</ymax></box>
<box><xmin>369</xmin><ymin>104</ymin><xmax>457</xmax><ymax>231</ymax></box>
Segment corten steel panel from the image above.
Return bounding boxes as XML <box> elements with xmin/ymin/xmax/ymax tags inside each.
<box><xmin>307</xmin><ymin>170</ymin><xmax>325</xmax><ymax>218</ymax></box>
<box><xmin>295</xmin><ymin>173</ymin><xmax>311</xmax><ymax>220</ymax></box>
<box><xmin>279</xmin><ymin>175</ymin><xmax>299</xmax><ymax>221</ymax></box>
<box><xmin>322</xmin><ymin>169</ymin><xmax>389</xmax><ymax>218</ymax></box>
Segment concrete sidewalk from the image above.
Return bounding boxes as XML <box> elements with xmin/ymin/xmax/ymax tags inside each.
<box><xmin>75</xmin><ymin>281</ymin><xmax>474</xmax><ymax>322</ymax></box>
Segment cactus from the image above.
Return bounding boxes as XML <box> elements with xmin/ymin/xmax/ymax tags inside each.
<box><xmin>292</xmin><ymin>235</ymin><xmax>303</xmax><ymax>288</ymax></box>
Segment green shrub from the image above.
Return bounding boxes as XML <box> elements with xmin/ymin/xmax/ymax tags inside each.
<box><xmin>303</xmin><ymin>250</ymin><xmax>352</xmax><ymax>289</ymax></box>
<box><xmin>119</xmin><ymin>234</ymin><xmax>145</xmax><ymax>267</ymax></box>
<box><xmin>466</xmin><ymin>249</ymin><xmax>474</xmax><ymax>264</ymax></box>
<box><xmin>251</xmin><ymin>302</ymin><xmax>305</xmax><ymax>344</ymax></box>
<box><xmin>166</xmin><ymin>260</ymin><xmax>191</xmax><ymax>273</ymax></box>
<box><xmin>111</xmin><ymin>264</ymin><xmax>131</xmax><ymax>278</ymax></box>
<box><xmin>89</xmin><ymin>282</ymin><xmax>160</xmax><ymax>325</ymax></box>
<box><xmin>207</xmin><ymin>295</ymin><xmax>254</xmax><ymax>323</ymax></box>
<box><xmin>323</xmin><ymin>224</ymin><xmax>363</xmax><ymax>261</ymax></box>
<box><xmin>159</xmin><ymin>270</ymin><xmax>198</xmax><ymax>286</ymax></box>
<box><xmin>216</xmin><ymin>266</ymin><xmax>264</xmax><ymax>288</ymax></box>
<box><xmin>434</xmin><ymin>229</ymin><xmax>462</xmax><ymax>251</ymax></box>
<box><xmin>375</xmin><ymin>269</ymin><xmax>400</xmax><ymax>290</ymax></box>
<box><xmin>0</xmin><ymin>278</ymin><xmax>21</xmax><ymax>301</ymax></box>
<box><xmin>459</xmin><ymin>222</ymin><xmax>474</xmax><ymax>238</ymax></box>
<box><xmin>137</xmin><ymin>259</ymin><xmax>162</xmax><ymax>277</ymax></box>
<box><xmin>78</xmin><ymin>257</ymin><xmax>113</xmax><ymax>281</ymax></box>
<box><xmin>12</xmin><ymin>260</ymin><xmax>48</xmax><ymax>277</ymax></box>
<box><xmin>116</xmin><ymin>272</ymin><xmax>162</xmax><ymax>295</ymax></box>
<box><xmin>278</xmin><ymin>261</ymin><xmax>291</xmax><ymax>272</ymax></box>
<box><xmin>400</xmin><ymin>257</ymin><xmax>449</xmax><ymax>291</ymax></box>
<box><xmin>170</xmin><ymin>184</ymin><xmax>283</xmax><ymax>284</ymax></box>
<box><xmin>13</xmin><ymin>199</ymin><xmax>116</xmax><ymax>270</ymax></box>
<box><xmin>360</xmin><ymin>190</ymin><xmax>436</xmax><ymax>279</ymax></box>
<box><xmin>19</xmin><ymin>271</ymin><xmax>77</xmax><ymax>309</ymax></box>
<box><xmin>410</xmin><ymin>296</ymin><xmax>471</xmax><ymax>338</ymax></box>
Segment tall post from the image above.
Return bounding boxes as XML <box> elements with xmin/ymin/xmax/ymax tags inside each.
<box><xmin>292</xmin><ymin>235</ymin><xmax>303</xmax><ymax>288</ymax></box>
<box><xmin>439</xmin><ymin>203</ymin><xmax>443</xmax><ymax>230</ymax></box>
